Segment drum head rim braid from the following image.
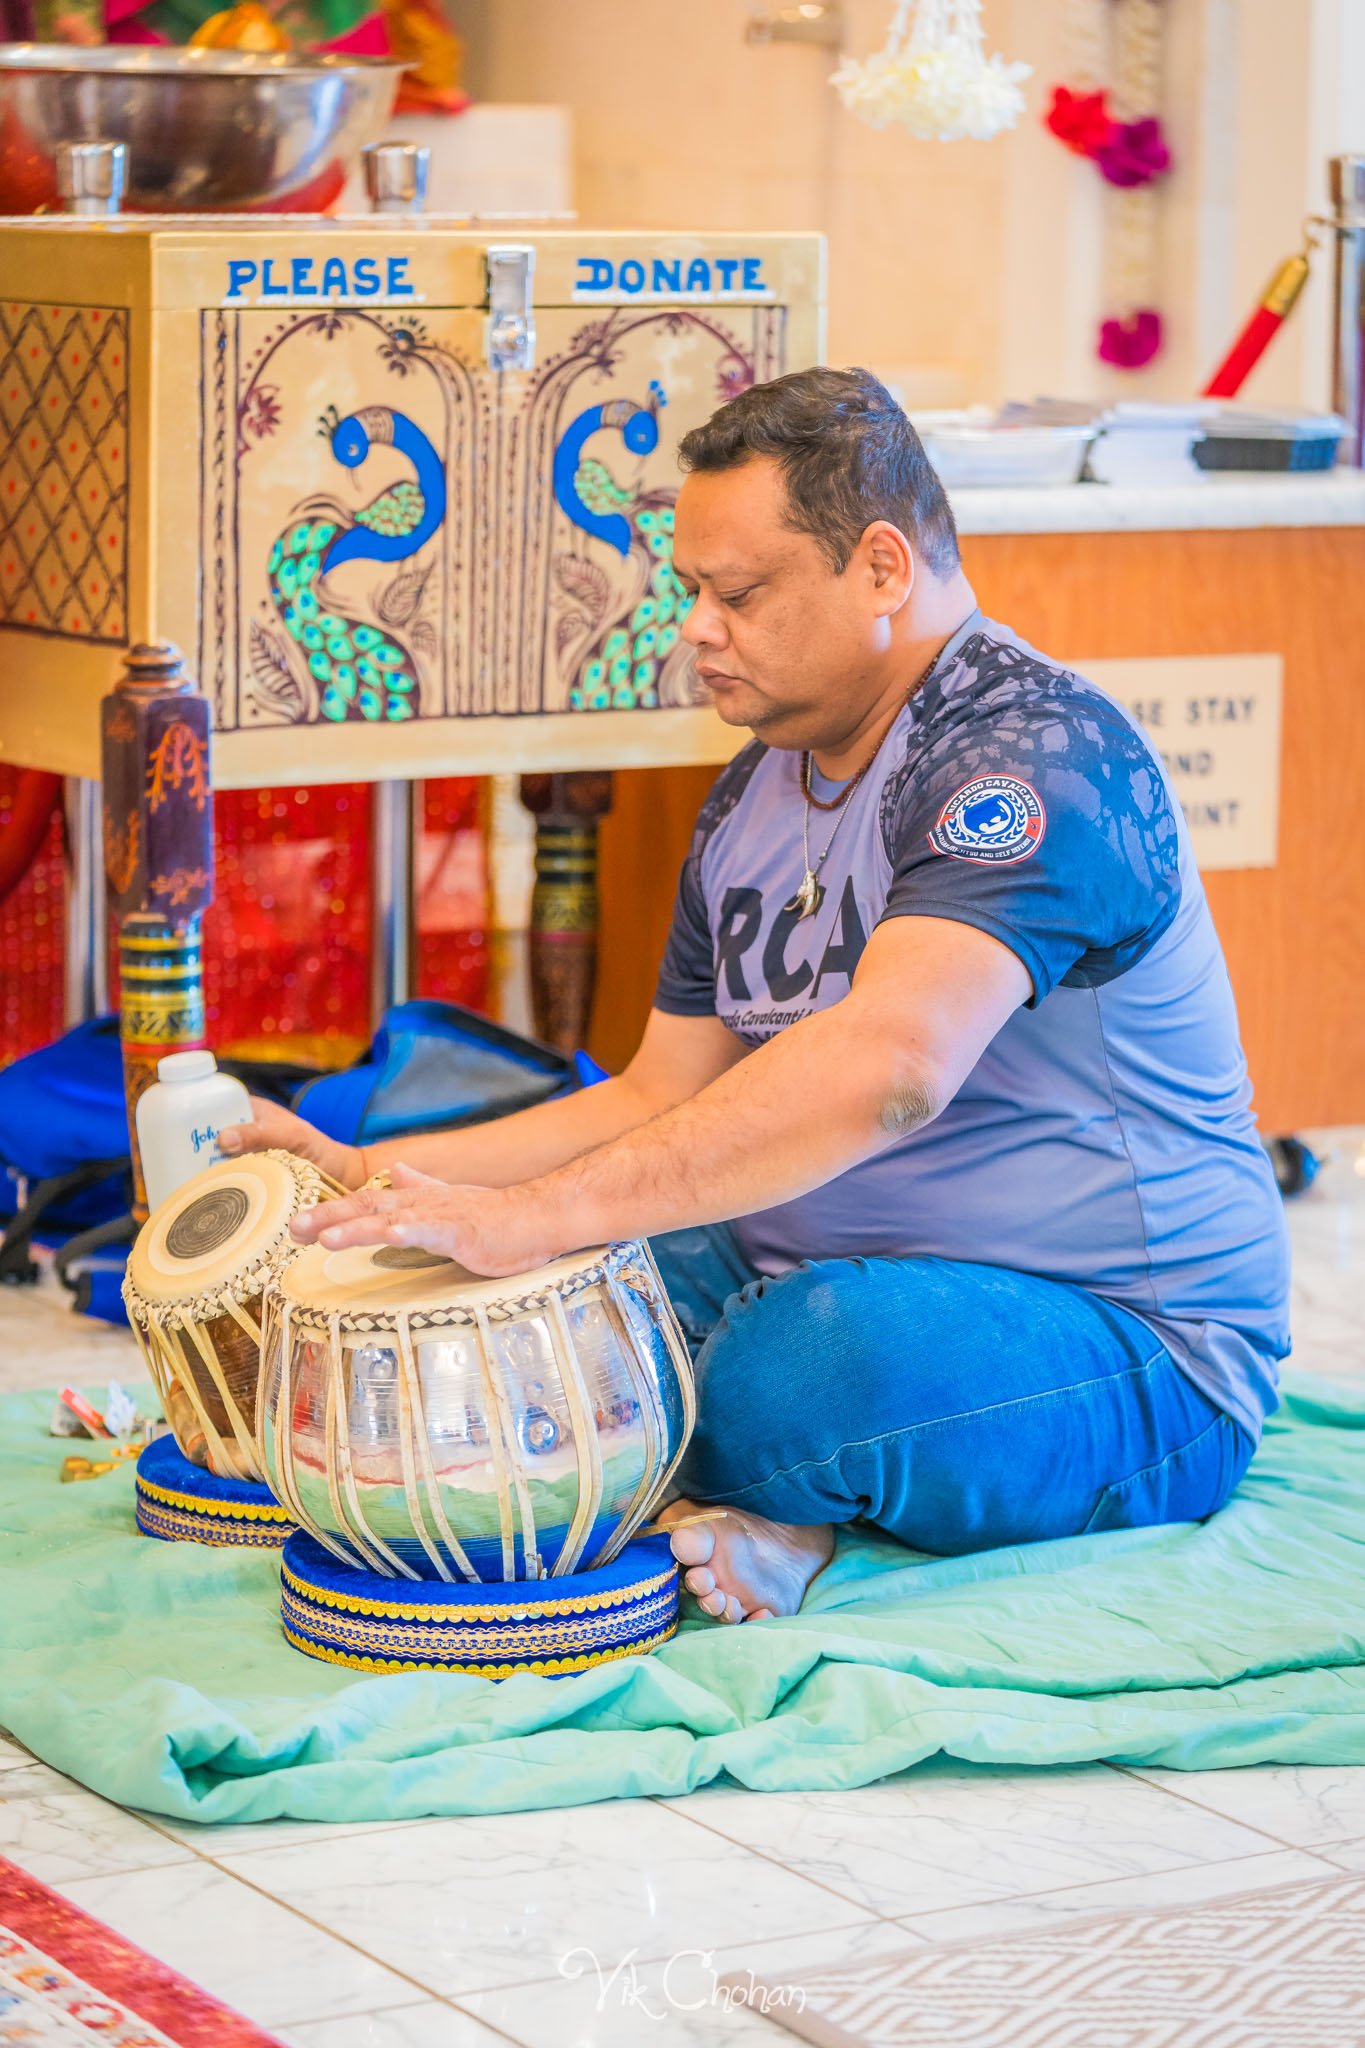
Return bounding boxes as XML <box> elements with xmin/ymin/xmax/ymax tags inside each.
<box><xmin>125</xmin><ymin>1151</ymin><xmax>340</xmax><ymax>1324</ymax></box>
<box><xmin>275</xmin><ymin>1239</ymin><xmax>642</xmax><ymax>1335</ymax></box>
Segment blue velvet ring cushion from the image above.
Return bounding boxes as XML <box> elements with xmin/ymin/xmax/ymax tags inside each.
<box><xmin>134</xmin><ymin>1434</ymin><xmax>295</xmax><ymax>1549</ymax></box>
<box><xmin>280</xmin><ymin>1530</ymin><xmax>680</xmax><ymax>1677</ymax></box>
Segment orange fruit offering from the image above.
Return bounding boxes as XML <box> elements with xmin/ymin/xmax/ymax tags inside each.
<box><xmin>188</xmin><ymin>3</ymin><xmax>291</xmax><ymax>53</ymax></box>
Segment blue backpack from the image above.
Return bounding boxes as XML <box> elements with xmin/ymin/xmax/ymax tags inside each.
<box><xmin>0</xmin><ymin>1017</ymin><xmax>132</xmax><ymax>1290</ymax></box>
<box><xmin>294</xmin><ymin>998</ymin><xmax>604</xmax><ymax>1144</ymax></box>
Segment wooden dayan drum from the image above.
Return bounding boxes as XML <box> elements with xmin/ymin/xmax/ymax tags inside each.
<box><xmin>258</xmin><ymin>1238</ymin><xmax>696</xmax><ymax>1583</ymax></box>
<box><xmin>124</xmin><ymin>1150</ymin><xmax>341</xmax><ymax>1481</ymax></box>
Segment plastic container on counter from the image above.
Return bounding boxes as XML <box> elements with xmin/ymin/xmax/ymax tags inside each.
<box><xmin>1191</xmin><ymin>410</ymin><xmax>1347</xmax><ymax>472</ymax></box>
<box><xmin>912</xmin><ymin>408</ymin><xmax>1095</xmax><ymax>489</ymax></box>
<box><xmin>1087</xmin><ymin>401</ymin><xmax>1215</xmax><ymax>486</ymax></box>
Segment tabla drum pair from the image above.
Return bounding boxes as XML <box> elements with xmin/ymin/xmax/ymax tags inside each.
<box><xmin>123</xmin><ymin>1152</ymin><xmax>695</xmax><ymax>1674</ymax></box>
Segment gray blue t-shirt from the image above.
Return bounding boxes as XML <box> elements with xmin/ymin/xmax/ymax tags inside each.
<box><xmin>655</xmin><ymin>610</ymin><xmax>1290</xmax><ymax>1442</ymax></box>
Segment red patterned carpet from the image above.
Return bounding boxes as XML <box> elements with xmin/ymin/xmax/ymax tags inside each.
<box><xmin>0</xmin><ymin>1857</ymin><xmax>286</xmax><ymax>2048</ymax></box>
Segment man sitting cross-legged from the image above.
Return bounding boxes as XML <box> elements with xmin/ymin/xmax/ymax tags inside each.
<box><xmin>223</xmin><ymin>367</ymin><xmax>1290</xmax><ymax>1626</ymax></box>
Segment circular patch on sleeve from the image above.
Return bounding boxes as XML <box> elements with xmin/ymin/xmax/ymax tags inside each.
<box><xmin>928</xmin><ymin>776</ymin><xmax>1046</xmax><ymax>864</ymax></box>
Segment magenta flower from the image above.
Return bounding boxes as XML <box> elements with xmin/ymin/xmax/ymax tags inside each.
<box><xmin>1096</xmin><ymin>117</ymin><xmax>1172</xmax><ymax>188</ymax></box>
<box><xmin>1098</xmin><ymin>310</ymin><xmax>1163</xmax><ymax>369</ymax></box>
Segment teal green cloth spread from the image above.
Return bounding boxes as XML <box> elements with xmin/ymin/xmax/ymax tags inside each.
<box><xmin>2</xmin><ymin>1374</ymin><xmax>1363</xmax><ymax>1826</ymax></box>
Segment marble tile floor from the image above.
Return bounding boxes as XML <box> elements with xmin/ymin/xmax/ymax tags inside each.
<box><xmin>0</xmin><ymin>1127</ymin><xmax>1360</xmax><ymax>2046</ymax></box>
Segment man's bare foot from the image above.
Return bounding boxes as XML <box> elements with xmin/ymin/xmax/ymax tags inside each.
<box><xmin>658</xmin><ymin>1498</ymin><xmax>835</xmax><ymax>1624</ymax></box>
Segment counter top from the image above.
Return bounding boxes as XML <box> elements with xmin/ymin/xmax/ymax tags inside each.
<box><xmin>947</xmin><ymin>469</ymin><xmax>1365</xmax><ymax>536</ymax></box>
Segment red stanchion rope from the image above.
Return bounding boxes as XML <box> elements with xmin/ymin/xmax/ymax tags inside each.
<box><xmin>1201</xmin><ymin>240</ymin><xmax>1317</xmax><ymax>400</ymax></box>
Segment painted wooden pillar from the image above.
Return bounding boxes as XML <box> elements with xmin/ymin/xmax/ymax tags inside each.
<box><xmin>518</xmin><ymin>770</ymin><xmax>613</xmax><ymax>1053</ymax></box>
<box><xmin>100</xmin><ymin>642</ymin><xmax>213</xmax><ymax>1220</ymax></box>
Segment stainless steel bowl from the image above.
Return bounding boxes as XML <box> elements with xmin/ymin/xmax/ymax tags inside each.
<box><xmin>0</xmin><ymin>44</ymin><xmax>403</xmax><ymax>214</ymax></box>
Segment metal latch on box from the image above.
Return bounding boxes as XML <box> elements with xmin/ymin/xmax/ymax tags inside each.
<box><xmin>486</xmin><ymin>245</ymin><xmax>537</xmax><ymax>372</ymax></box>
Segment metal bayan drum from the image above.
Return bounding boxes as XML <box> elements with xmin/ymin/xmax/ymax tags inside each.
<box><xmin>124</xmin><ymin>1150</ymin><xmax>342</xmax><ymax>1481</ymax></box>
<box><xmin>258</xmin><ymin>1240</ymin><xmax>696</xmax><ymax>1583</ymax></box>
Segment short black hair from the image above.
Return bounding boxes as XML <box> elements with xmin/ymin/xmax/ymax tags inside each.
<box><xmin>677</xmin><ymin>366</ymin><xmax>960</xmax><ymax>579</ymax></box>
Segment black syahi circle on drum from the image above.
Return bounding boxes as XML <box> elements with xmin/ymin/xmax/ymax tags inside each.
<box><xmin>164</xmin><ymin>1185</ymin><xmax>252</xmax><ymax>1261</ymax></box>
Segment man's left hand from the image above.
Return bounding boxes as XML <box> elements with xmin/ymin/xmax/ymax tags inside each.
<box><xmin>290</xmin><ymin>1163</ymin><xmax>554</xmax><ymax>1277</ymax></box>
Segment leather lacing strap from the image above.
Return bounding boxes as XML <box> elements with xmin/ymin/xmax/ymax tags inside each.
<box><xmin>394</xmin><ymin>1310</ymin><xmax>480</xmax><ymax>1583</ymax></box>
<box><xmin>545</xmin><ymin>1287</ymin><xmax>603</xmax><ymax>1578</ymax></box>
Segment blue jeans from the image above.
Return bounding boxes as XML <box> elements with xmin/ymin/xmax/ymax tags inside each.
<box><xmin>650</xmin><ymin>1224</ymin><xmax>1255</xmax><ymax>1554</ymax></box>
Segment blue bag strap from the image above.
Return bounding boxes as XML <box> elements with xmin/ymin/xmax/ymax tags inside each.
<box><xmin>0</xmin><ymin>1157</ymin><xmax>129</xmax><ymax>1286</ymax></box>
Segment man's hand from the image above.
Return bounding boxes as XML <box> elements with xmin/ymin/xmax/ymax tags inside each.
<box><xmin>218</xmin><ymin>1096</ymin><xmax>366</xmax><ymax>1192</ymax></box>
<box><xmin>290</xmin><ymin>1163</ymin><xmax>552</xmax><ymax>1276</ymax></box>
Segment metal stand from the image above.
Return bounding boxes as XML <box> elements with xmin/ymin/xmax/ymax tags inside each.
<box><xmin>1330</xmin><ymin>155</ymin><xmax>1365</xmax><ymax>466</ymax></box>
<box><xmin>62</xmin><ymin>776</ymin><xmax>108</xmax><ymax>1025</ymax></box>
<box><xmin>370</xmin><ymin>779</ymin><xmax>417</xmax><ymax>1022</ymax></box>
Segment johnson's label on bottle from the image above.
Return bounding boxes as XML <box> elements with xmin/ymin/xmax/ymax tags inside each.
<box><xmin>135</xmin><ymin>1058</ymin><xmax>253</xmax><ymax>1215</ymax></box>
<box><xmin>572</xmin><ymin>254</ymin><xmax>771</xmax><ymax>300</ymax></box>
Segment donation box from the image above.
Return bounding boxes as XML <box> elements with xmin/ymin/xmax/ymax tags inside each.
<box><xmin>0</xmin><ymin>222</ymin><xmax>825</xmax><ymax>786</ymax></box>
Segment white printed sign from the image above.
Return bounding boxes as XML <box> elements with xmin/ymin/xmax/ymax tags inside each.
<box><xmin>1084</xmin><ymin>654</ymin><xmax>1283</xmax><ymax>871</ymax></box>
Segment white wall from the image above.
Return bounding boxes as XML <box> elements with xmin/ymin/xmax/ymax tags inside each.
<box><xmin>448</xmin><ymin>0</ymin><xmax>1365</xmax><ymax>411</ymax></box>
<box><xmin>1169</xmin><ymin>0</ymin><xmax>1365</xmax><ymax>412</ymax></box>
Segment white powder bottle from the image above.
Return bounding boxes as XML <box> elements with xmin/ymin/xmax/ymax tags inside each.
<box><xmin>134</xmin><ymin>1051</ymin><xmax>253</xmax><ymax>1213</ymax></box>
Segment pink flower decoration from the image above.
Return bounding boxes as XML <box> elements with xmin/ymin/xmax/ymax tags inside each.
<box><xmin>1095</xmin><ymin>117</ymin><xmax>1172</xmax><ymax>189</ymax></box>
<box><xmin>1098</xmin><ymin>310</ymin><xmax>1164</xmax><ymax>369</ymax></box>
<box><xmin>318</xmin><ymin>13</ymin><xmax>394</xmax><ymax>57</ymax></box>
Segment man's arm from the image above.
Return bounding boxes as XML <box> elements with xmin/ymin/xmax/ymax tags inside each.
<box><xmin>221</xmin><ymin>1009</ymin><xmax>745</xmax><ymax>1190</ymax></box>
<box><xmin>294</xmin><ymin>916</ymin><xmax>1031</xmax><ymax>1272</ymax></box>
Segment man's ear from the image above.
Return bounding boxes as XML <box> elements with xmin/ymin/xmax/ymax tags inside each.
<box><xmin>863</xmin><ymin>521</ymin><xmax>915</xmax><ymax>616</ymax></box>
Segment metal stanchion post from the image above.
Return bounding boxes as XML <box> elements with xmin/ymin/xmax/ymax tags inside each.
<box><xmin>370</xmin><ymin>780</ymin><xmax>417</xmax><ymax>1022</ymax></box>
<box><xmin>63</xmin><ymin>776</ymin><xmax>109</xmax><ymax>1024</ymax></box>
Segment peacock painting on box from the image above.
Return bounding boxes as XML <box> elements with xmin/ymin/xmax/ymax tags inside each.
<box><xmin>265</xmin><ymin>402</ymin><xmax>446</xmax><ymax>723</ymax></box>
<box><xmin>203</xmin><ymin>300</ymin><xmax>789</xmax><ymax>733</ymax></box>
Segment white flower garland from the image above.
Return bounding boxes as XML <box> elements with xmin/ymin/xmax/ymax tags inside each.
<box><xmin>831</xmin><ymin>0</ymin><xmax>1031</xmax><ymax>143</ymax></box>
<box><xmin>1111</xmin><ymin>0</ymin><xmax>1163</xmax><ymax>318</ymax></box>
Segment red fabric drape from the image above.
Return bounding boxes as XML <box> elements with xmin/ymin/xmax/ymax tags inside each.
<box><xmin>0</xmin><ymin>771</ymin><xmax>488</xmax><ymax>1067</ymax></box>
<box><xmin>0</xmin><ymin>770</ymin><xmax>61</xmax><ymax>906</ymax></box>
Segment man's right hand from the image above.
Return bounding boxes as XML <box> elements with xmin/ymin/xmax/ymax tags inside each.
<box><xmin>217</xmin><ymin>1097</ymin><xmax>366</xmax><ymax>1191</ymax></box>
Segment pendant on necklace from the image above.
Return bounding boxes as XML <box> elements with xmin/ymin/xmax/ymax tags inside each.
<box><xmin>785</xmin><ymin>870</ymin><xmax>825</xmax><ymax>920</ymax></box>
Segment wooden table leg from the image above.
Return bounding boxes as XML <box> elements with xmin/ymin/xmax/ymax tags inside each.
<box><xmin>518</xmin><ymin>771</ymin><xmax>614</xmax><ymax>1054</ymax></box>
<box><xmin>100</xmin><ymin>642</ymin><xmax>214</xmax><ymax>1221</ymax></box>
